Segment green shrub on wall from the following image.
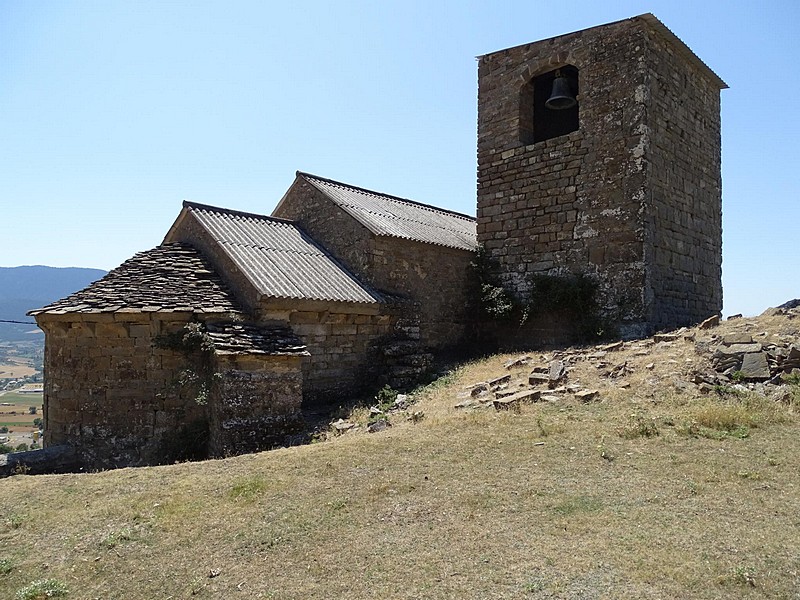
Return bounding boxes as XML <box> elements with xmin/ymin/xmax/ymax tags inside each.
<box><xmin>154</xmin><ymin>322</ymin><xmax>218</xmax><ymax>405</ymax></box>
<box><xmin>466</xmin><ymin>245</ymin><xmax>518</xmax><ymax>321</ymax></box>
<box><xmin>524</xmin><ymin>272</ymin><xmax>611</xmax><ymax>340</ymax></box>
<box><xmin>467</xmin><ymin>245</ymin><xmax>612</xmax><ymax>342</ymax></box>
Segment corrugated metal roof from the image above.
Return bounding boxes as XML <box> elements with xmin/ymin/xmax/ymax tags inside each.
<box><xmin>29</xmin><ymin>243</ymin><xmax>243</xmax><ymax>315</ymax></box>
<box><xmin>185</xmin><ymin>202</ymin><xmax>383</xmax><ymax>304</ymax></box>
<box><xmin>299</xmin><ymin>172</ymin><xmax>477</xmax><ymax>251</ymax></box>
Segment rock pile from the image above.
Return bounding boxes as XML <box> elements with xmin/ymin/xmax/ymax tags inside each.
<box><xmin>456</xmin><ymin>349</ymin><xmax>603</xmax><ymax>411</ymax></box>
<box><xmin>692</xmin><ymin>303</ymin><xmax>800</xmax><ymax>389</ymax></box>
<box><xmin>455</xmin><ymin>304</ymin><xmax>800</xmax><ymax>412</ymax></box>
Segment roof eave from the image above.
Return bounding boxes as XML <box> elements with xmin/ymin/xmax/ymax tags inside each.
<box><xmin>637</xmin><ymin>13</ymin><xmax>728</xmax><ymax>89</ymax></box>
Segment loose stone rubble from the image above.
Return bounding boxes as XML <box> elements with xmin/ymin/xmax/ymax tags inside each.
<box><xmin>325</xmin><ymin>303</ymin><xmax>798</xmax><ymax>436</ymax></box>
<box><xmin>454</xmin><ymin>303</ymin><xmax>800</xmax><ymax>413</ymax></box>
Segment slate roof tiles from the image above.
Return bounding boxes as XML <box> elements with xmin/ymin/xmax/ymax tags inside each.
<box><xmin>205</xmin><ymin>322</ymin><xmax>309</xmax><ymax>356</ymax></box>
<box><xmin>29</xmin><ymin>243</ymin><xmax>242</xmax><ymax>315</ymax></box>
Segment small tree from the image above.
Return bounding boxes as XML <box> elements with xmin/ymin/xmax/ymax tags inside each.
<box><xmin>15</xmin><ymin>443</ymin><xmax>29</xmax><ymax>452</ymax></box>
<box><xmin>28</xmin><ymin>406</ymin><xmax>37</xmax><ymax>415</ymax></box>
<box><xmin>33</xmin><ymin>417</ymin><xmax>43</xmax><ymax>429</ymax></box>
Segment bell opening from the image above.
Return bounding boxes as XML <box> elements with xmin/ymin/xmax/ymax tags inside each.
<box><xmin>519</xmin><ymin>65</ymin><xmax>580</xmax><ymax>145</ymax></box>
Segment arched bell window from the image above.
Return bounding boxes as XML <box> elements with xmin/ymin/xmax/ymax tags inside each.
<box><xmin>519</xmin><ymin>65</ymin><xmax>579</xmax><ymax>145</ymax></box>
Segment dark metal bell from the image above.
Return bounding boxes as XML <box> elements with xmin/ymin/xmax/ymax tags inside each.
<box><xmin>545</xmin><ymin>72</ymin><xmax>577</xmax><ymax>110</ymax></box>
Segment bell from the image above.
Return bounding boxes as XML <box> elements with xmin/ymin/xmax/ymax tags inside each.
<box><xmin>545</xmin><ymin>71</ymin><xmax>577</xmax><ymax>110</ymax></box>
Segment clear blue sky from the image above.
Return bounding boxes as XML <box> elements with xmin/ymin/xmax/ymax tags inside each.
<box><xmin>1</xmin><ymin>0</ymin><xmax>797</xmax><ymax>317</ymax></box>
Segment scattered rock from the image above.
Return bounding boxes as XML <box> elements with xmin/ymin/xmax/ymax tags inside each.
<box><xmin>727</xmin><ymin>314</ymin><xmax>743</xmax><ymax>320</ymax></box>
<box><xmin>739</xmin><ymin>352</ymin><xmax>771</xmax><ymax>380</ymax></box>
<box><xmin>548</xmin><ymin>360</ymin><xmax>566</xmax><ymax>385</ymax></box>
<box><xmin>698</xmin><ymin>315</ymin><xmax>720</xmax><ymax>329</ymax></box>
<box><xmin>599</xmin><ymin>341</ymin><xmax>624</xmax><ymax>352</ymax></box>
<box><xmin>493</xmin><ymin>397</ymin><xmax>520</xmax><ymax>411</ymax></box>
<box><xmin>574</xmin><ymin>389</ymin><xmax>600</xmax><ymax>402</ymax></box>
<box><xmin>654</xmin><ymin>333</ymin><xmax>679</xmax><ymax>342</ymax></box>
<box><xmin>504</xmin><ymin>355</ymin><xmax>531</xmax><ymax>369</ymax></box>
<box><xmin>717</xmin><ymin>342</ymin><xmax>762</xmax><ymax>355</ymax></box>
<box><xmin>407</xmin><ymin>411</ymin><xmax>424</xmax><ymax>423</ymax></box>
<box><xmin>367</xmin><ymin>419</ymin><xmax>390</xmax><ymax>433</ymax></box>
<box><xmin>393</xmin><ymin>394</ymin><xmax>410</xmax><ymax>410</ymax></box>
<box><xmin>332</xmin><ymin>419</ymin><xmax>356</xmax><ymax>433</ymax></box>
<box><xmin>528</xmin><ymin>372</ymin><xmax>550</xmax><ymax>386</ymax></box>
<box><xmin>722</xmin><ymin>333</ymin><xmax>753</xmax><ymax>345</ymax></box>
<box><xmin>469</xmin><ymin>382</ymin><xmax>490</xmax><ymax>397</ymax></box>
<box><xmin>454</xmin><ymin>399</ymin><xmax>476</xmax><ymax>410</ymax></box>
<box><xmin>503</xmin><ymin>389</ymin><xmax>542</xmax><ymax>403</ymax></box>
<box><xmin>488</xmin><ymin>374</ymin><xmax>511</xmax><ymax>389</ymax></box>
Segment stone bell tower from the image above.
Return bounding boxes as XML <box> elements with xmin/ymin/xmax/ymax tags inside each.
<box><xmin>476</xmin><ymin>14</ymin><xmax>726</xmax><ymax>337</ymax></box>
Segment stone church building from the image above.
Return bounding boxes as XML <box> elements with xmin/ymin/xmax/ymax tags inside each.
<box><xmin>30</xmin><ymin>14</ymin><xmax>725</xmax><ymax>469</ymax></box>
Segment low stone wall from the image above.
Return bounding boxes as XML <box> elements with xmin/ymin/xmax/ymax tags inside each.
<box><xmin>0</xmin><ymin>445</ymin><xmax>80</xmax><ymax>478</ymax></box>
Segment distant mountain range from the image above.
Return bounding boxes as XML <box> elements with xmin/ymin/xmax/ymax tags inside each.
<box><xmin>0</xmin><ymin>266</ymin><xmax>107</xmax><ymax>343</ymax></box>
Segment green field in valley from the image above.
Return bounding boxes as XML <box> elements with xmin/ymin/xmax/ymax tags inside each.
<box><xmin>0</xmin><ymin>392</ymin><xmax>42</xmax><ymax>429</ymax></box>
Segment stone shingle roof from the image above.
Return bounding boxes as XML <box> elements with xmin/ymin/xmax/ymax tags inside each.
<box><xmin>181</xmin><ymin>202</ymin><xmax>384</xmax><ymax>304</ymax></box>
<box><xmin>298</xmin><ymin>172</ymin><xmax>477</xmax><ymax>252</ymax></box>
<box><xmin>205</xmin><ymin>322</ymin><xmax>309</xmax><ymax>356</ymax></box>
<box><xmin>29</xmin><ymin>243</ymin><xmax>242</xmax><ymax>316</ymax></box>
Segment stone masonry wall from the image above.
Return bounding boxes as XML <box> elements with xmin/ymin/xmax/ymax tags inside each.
<box><xmin>477</xmin><ymin>19</ymin><xmax>651</xmax><ymax>336</ymax></box>
<box><xmin>642</xmin><ymin>26</ymin><xmax>723</xmax><ymax>328</ymax></box>
<box><xmin>208</xmin><ymin>353</ymin><xmax>304</xmax><ymax>457</ymax></box>
<box><xmin>275</xmin><ymin>178</ymin><xmax>473</xmax><ymax>349</ymax></box>
<box><xmin>274</xmin><ymin>178</ymin><xmax>375</xmax><ymax>280</ymax></box>
<box><xmin>259</xmin><ymin>304</ymin><xmax>404</xmax><ymax>405</ymax></box>
<box><xmin>371</xmin><ymin>236</ymin><xmax>472</xmax><ymax>349</ymax></box>
<box><xmin>39</xmin><ymin>312</ymin><xmax>208</xmax><ymax>469</ymax></box>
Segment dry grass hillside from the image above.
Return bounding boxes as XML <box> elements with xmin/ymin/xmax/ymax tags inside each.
<box><xmin>1</xmin><ymin>309</ymin><xmax>799</xmax><ymax>599</ymax></box>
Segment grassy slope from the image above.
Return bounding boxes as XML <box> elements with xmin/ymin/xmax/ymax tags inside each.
<box><xmin>1</xmin><ymin>315</ymin><xmax>799</xmax><ymax>599</ymax></box>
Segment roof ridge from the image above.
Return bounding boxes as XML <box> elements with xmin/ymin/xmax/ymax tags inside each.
<box><xmin>183</xmin><ymin>200</ymin><xmax>297</xmax><ymax>225</ymax></box>
<box><xmin>297</xmin><ymin>171</ymin><xmax>476</xmax><ymax>222</ymax></box>
<box><xmin>346</xmin><ymin>205</ymin><xmax>476</xmax><ymax>236</ymax></box>
<box><xmin>478</xmin><ymin>13</ymin><xmax>726</xmax><ymax>90</ymax></box>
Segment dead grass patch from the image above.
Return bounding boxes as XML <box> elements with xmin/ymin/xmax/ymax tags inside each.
<box><xmin>1</xmin><ymin>315</ymin><xmax>799</xmax><ymax>598</ymax></box>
